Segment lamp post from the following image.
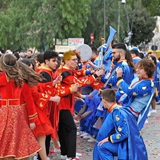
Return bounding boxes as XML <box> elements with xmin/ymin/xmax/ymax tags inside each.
<box><xmin>104</xmin><ymin>0</ymin><xmax>106</xmax><ymax>42</ymax></box>
<box><xmin>117</xmin><ymin>0</ymin><xmax>126</xmax><ymax>42</ymax></box>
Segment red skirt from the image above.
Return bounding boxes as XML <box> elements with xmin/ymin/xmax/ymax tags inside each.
<box><xmin>0</xmin><ymin>105</ymin><xmax>41</xmax><ymax>159</ymax></box>
<box><xmin>48</xmin><ymin>101</ymin><xmax>59</xmax><ymax>139</ymax></box>
<box><xmin>32</xmin><ymin>106</ymin><xmax>54</xmax><ymax>137</ymax></box>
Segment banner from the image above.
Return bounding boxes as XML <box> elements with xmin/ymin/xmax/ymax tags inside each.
<box><xmin>55</xmin><ymin>45</ymin><xmax>77</xmax><ymax>52</ymax></box>
<box><xmin>68</xmin><ymin>38</ymin><xmax>84</xmax><ymax>46</ymax></box>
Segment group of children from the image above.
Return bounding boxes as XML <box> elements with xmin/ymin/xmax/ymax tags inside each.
<box><xmin>74</xmin><ymin>43</ymin><xmax>157</xmax><ymax>160</ymax></box>
<box><xmin>0</xmin><ymin>42</ymin><xmax>158</xmax><ymax>160</ymax></box>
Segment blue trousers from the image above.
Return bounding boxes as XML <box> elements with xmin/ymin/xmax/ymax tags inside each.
<box><xmin>94</xmin><ymin>141</ymin><xmax>118</xmax><ymax>160</ymax></box>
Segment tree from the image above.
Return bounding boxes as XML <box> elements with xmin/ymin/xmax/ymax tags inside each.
<box><xmin>82</xmin><ymin>0</ymin><xmax>126</xmax><ymax>46</ymax></box>
<box><xmin>0</xmin><ymin>0</ymin><xmax>11</xmax><ymax>12</ymax></box>
<box><xmin>129</xmin><ymin>1</ymin><xmax>156</xmax><ymax>45</ymax></box>
<box><xmin>33</xmin><ymin>0</ymin><xmax>92</xmax><ymax>50</ymax></box>
<box><xmin>0</xmin><ymin>0</ymin><xmax>92</xmax><ymax>51</ymax></box>
<box><xmin>141</xmin><ymin>0</ymin><xmax>160</xmax><ymax>16</ymax></box>
<box><xmin>0</xmin><ymin>0</ymin><xmax>157</xmax><ymax>51</ymax></box>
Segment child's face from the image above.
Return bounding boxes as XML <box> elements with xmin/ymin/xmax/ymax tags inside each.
<box><xmin>136</xmin><ymin>67</ymin><xmax>148</xmax><ymax>79</ymax></box>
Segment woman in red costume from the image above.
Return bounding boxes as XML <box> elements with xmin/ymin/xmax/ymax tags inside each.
<box><xmin>0</xmin><ymin>54</ymin><xmax>41</xmax><ymax>160</ymax></box>
<box><xmin>18</xmin><ymin>60</ymin><xmax>58</xmax><ymax>160</ymax></box>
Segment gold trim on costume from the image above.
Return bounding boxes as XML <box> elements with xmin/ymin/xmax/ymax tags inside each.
<box><xmin>92</xmin><ymin>75</ymin><xmax>96</xmax><ymax>80</ymax></box>
<box><xmin>118</xmin><ymin>126</ymin><xmax>122</xmax><ymax>132</ymax></box>
<box><xmin>77</xmin><ymin>71</ymin><xmax>81</xmax><ymax>75</ymax></box>
<box><xmin>143</xmin><ymin>93</ymin><xmax>148</xmax><ymax>96</ymax></box>
<box><xmin>1</xmin><ymin>98</ymin><xmax>20</xmax><ymax>107</ymax></box>
<box><xmin>142</xmin><ymin>86</ymin><xmax>147</xmax><ymax>90</ymax></box>
<box><xmin>20</xmin><ymin>103</ymin><xmax>26</xmax><ymax>106</ymax></box>
<box><xmin>133</xmin><ymin>92</ymin><xmax>137</xmax><ymax>96</ymax></box>
<box><xmin>110</xmin><ymin>136</ymin><xmax>114</xmax><ymax>143</ymax></box>
<box><xmin>38</xmin><ymin>65</ymin><xmax>52</xmax><ymax>71</ymax></box>
<box><xmin>116</xmin><ymin>79</ymin><xmax>123</xmax><ymax>87</ymax></box>
<box><xmin>0</xmin><ymin>148</ymin><xmax>41</xmax><ymax>159</ymax></box>
<box><xmin>116</xmin><ymin>115</ymin><xmax>120</xmax><ymax>121</ymax></box>
<box><xmin>60</xmin><ymin>91</ymin><xmax>66</xmax><ymax>94</ymax></box>
<box><xmin>40</xmin><ymin>102</ymin><xmax>43</xmax><ymax>107</ymax></box>
<box><xmin>40</xmin><ymin>98</ymin><xmax>47</xmax><ymax>101</ymax></box>
<box><xmin>47</xmin><ymin>90</ymin><xmax>52</xmax><ymax>95</ymax></box>
<box><xmin>116</xmin><ymin>134</ymin><xmax>121</xmax><ymax>139</ymax></box>
<box><xmin>29</xmin><ymin>114</ymin><xmax>38</xmax><ymax>120</ymax></box>
<box><xmin>28</xmin><ymin>113</ymin><xmax>38</xmax><ymax>118</ymax></box>
<box><xmin>139</xmin><ymin>131</ymin><xmax>142</xmax><ymax>136</ymax></box>
<box><xmin>69</xmin><ymin>87</ymin><xmax>73</xmax><ymax>93</ymax></box>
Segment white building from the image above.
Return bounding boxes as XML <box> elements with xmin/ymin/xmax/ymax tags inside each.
<box><xmin>149</xmin><ymin>16</ymin><xmax>160</xmax><ymax>50</ymax></box>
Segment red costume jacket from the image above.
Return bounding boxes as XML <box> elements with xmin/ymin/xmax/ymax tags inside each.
<box><xmin>58</xmin><ymin>66</ymin><xmax>97</xmax><ymax>113</ymax></box>
<box><xmin>0</xmin><ymin>72</ymin><xmax>38</xmax><ymax>123</ymax></box>
<box><xmin>36</xmin><ymin>66</ymin><xmax>74</xmax><ymax>138</ymax></box>
<box><xmin>20</xmin><ymin>83</ymin><xmax>38</xmax><ymax>123</ymax></box>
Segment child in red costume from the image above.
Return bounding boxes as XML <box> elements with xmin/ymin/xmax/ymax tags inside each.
<box><xmin>0</xmin><ymin>54</ymin><xmax>41</xmax><ymax>160</ymax></box>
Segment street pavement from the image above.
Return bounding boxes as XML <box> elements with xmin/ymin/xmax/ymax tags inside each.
<box><xmin>48</xmin><ymin>104</ymin><xmax>160</xmax><ymax>160</ymax></box>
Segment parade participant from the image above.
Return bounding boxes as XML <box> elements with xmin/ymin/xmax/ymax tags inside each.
<box><xmin>89</xmin><ymin>44</ymin><xmax>100</xmax><ymax>68</ymax></box>
<box><xmin>48</xmin><ymin>54</ymin><xmax>66</xmax><ymax>153</ymax></box>
<box><xmin>58</xmin><ymin>50</ymin><xmax>105</xmax><ymax>160</ymax></box>
<box><xmin>130</xmin><ymin>48</ymin><xmax>141</xmax><ymax>64</ymax></box>
<box><xmin>13</xmin><ymin>52</ymin><xmax>20</xmax><ymax>60</ymax></box>
<box><xmin>0</xmin><ymin>54</ymin><xmax>41</xmax><ymax>160</ymax></box>
<box><xmin>21</xmin><ymin>58</ymin><xmax>33</xmax><ymax>68</ymax></box>
<box><xmin>48</xmin><ymin>54</ymin><xmax>61</xmax><ymax>153</ymax></box>
<box><xmin>27</xmin><ymin>49</ymin><xmax>33</xmax><ymax>59</ymax></box>
<box><xmin>18</xmin><ymin>60</ymin><xmax>54</xmax><ymax>160</ymax></box>
<box><xmin>147</xmin><ymin>55</ymin><xmax>158</xmax><ymax>116</ymax></box>
<box><xmin>36</xmin><ymin>53</ymin><xmax>44</xmax><ymax>69</ymax></box>
<box><xmin>5</xmin><ymin>49</ymin><xmax>12</xmax><ymax>54</ymax></box>
<box><xmin>151</xmin><ymin>51</ymin><xmax>160</xmax><ymax>102</ymax></box>
<box><xmin>30</xmin><ymin>58</ymin><xmax>37</xmax><ymax>71</ymax></box>
<box><xmin>93</xmin><ymin>89</ymin><xmax>148</xmax><ymax>160</ymax></box>
<box><xmin>101</xmin><ymin>43</ymin><xmax>135</xmax><ymax>87</ymax></box>
<box><xmin>139</xmin><ymin>52</ymin><xmax>145</xmax><ymax>59</ymax></box>
<box><xmin>116</xmin><ymin>58</ymin><xmax>155</xmax><ymax>121</ymax></box>
<box><xmin>83</xmin><ymin>45</ymin><xmax>100</xmax><ymax>70</ymax></box>
<box><xmin>36</xmin><ymin>50</ymin><xmax>59</xmax><ymax>160</ymax></box>
<box><xmin>90</xmin><ymin>44</ymin><xmax>99</xmax><ymax>63</ymax></box>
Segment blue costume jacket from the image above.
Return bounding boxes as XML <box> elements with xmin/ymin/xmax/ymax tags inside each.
<box><xmin>116</xmin><ymin>77</ymin><xmax>154</xmax><ymax>113</ymax></box>
<box><xmin>101</xmin><ymin>60</ymin><xmax>134</xmax><ymax>89</ymax></box>
<box><xmin>132</xmin><ymin>56</ymin><xmax>141</xmax><ymax>65</ymax></box>
<box><xmin>93</xmin><ymin>103</ymin><xmax>148</xmax><ymax>160</ymax></box>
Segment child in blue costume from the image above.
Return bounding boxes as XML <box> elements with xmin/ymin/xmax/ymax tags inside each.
<box><xmin>116</xmin><ymin>58</ymin><xmax>156</xmax><ymax>123</ymax></box>
<box><xmin>147</xmin><ymin>55</ymin><xmax>160</xmax><ymax>115</ymax></box>
<box><xmin>93</xmin><ymin>89</ymin><xmax>148</xmax><ymax>160</ymax></box>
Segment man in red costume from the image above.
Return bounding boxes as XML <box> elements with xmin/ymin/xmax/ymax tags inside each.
<box><xmin>37</xmin><ymin>50</ymin><xmax>79</xmax><ymax>160</ymax></box>
<box><xmin>58</xmin><ymin>51</ymin><xmax>105</xmax><ymax>160</ymax></box>
<box><xmin>37</xmin><ymin>50</ymin><xmax>59</xmax><ymax>160</ymax></box>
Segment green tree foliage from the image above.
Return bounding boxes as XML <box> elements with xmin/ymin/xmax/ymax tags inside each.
<box><xmin>82</xmin><ymin>0</ymin><xmax>141</xmax><ymax>47</ymax></box>
<box><xmin>33</xmin><ymin>0</ymin><xmax>92</xmax><ymax>50</ymax></box>
<box><xmin>0</xmin><ymin>0</ymin><xmax>11</xmax><ymax>12</ymax></box>
<box><xmin>82</xmin><ymin>0</ymin><xmax>125</xmax><ymax>46</ymax></box>
<box><xmin>141</xmin><ymin>0</ymin><xmax>160</xmax><ymax>16</ymax></box>
<box><xmin>127</xmin><ymin>0</ymin><xmax>160</xmax><ymax>16</ymax></box>
<box><xmin>0</xmin><ymin>0</ymin><xmax>92</xmax><ymax>51</ymax></box>
<box><xmin>129</xmin><ymin>2</ymin><xmax>156</xmax><ymax>45</ymax></box>
<box><xmin>0</xmin><ymin>0</ymin><xmax>157</xmax><ymax>51</ymax></box>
